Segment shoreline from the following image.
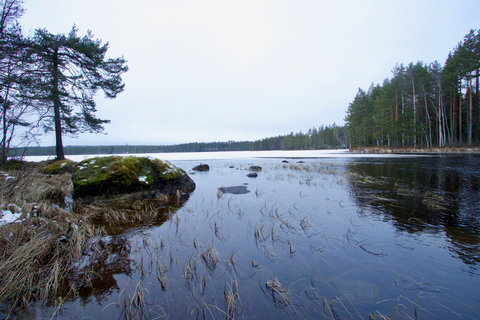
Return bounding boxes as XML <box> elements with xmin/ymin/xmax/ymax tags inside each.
<box><xmin>14</xmin><ymin>147</ymin><xmax>480</xmax><ymax>163</ymax></box>
<box><xmin>350</xmin><ymin>146</ymin><xmax>480</xmax><ymax>154</ymax></box>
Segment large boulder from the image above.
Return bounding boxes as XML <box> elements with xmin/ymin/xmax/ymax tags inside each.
<box><xmin>71</xmin><ymin>156</ymin><xmax>195</xmax><ymax>199</ymax></box>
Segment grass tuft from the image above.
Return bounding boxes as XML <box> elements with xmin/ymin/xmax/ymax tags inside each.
<box><xmin>265</xmin><ymin>277</ymin><xmax>292</xmax><ymax>311</ymax></box>
<box><xmin>202</xmin><ymin>244</ymin><xmax>219</xmax><ymax>271</ymax></box>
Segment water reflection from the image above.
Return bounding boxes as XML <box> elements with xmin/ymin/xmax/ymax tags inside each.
<box><xmin>68</xmin><ymin>236</ymin><xmax>133</xmax><ymax>305</ymax></box>
<box><xmin>346</xmin><ymin>154</ymin><xmax>480</xmax><ymax>269</ymax></box>
<box><xmin>11</xmin><ymin>155</ymin><xmax>480</xmax><ymax>319</ymax></box>
<box><xmin>56</xmin><ymin>195</ymin><xmax>191</xmax><ymax>307</ymax></box>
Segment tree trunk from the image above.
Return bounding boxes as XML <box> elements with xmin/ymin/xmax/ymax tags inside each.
<box><xmin>459</xmin><ymin>78</ymin><xmax>462</xmax><ymax>144</ymax></box>
<box><xmin>412</xmin><ymin>77</ymin><xmax>417</xmax><ymax>147</ymax></box>
<box><xmin>1</xmin><ymin>88</ymin><xmax>9</xmax><ymax>163</ymax></box>
<box><xmin>423</xmin><ymin>86</ymin><xmax>431</xmax><ymax>148</ymax></box>
<box><xmin>451</xmin><ymin>91</ymin><xmax>456</xmax><ymax>143</ymax></box>
<box><xmin>53</xmin><ymin>49</ymin><xmax>65</xmax><ymax>160</ymax></box>
<box><xmin>439</xmin><ymin>80</ymin><xmax>449</xmax><ymax>146</ymax></box>
<box><xmin>474</xmin><ymin>70</ymin><xmax>479</xmax><ymax>142</ymax></box>
<box><xmin>468</xmin><ymin>72</ymin><xmax>473</xmax><ymax>145</ymax></box>
<box><xmin>401</xmin><ymin>91</ymin><xmax>405</xmax><ymax>147</ymax></box>
<box><xmin>1</xmin><ymin>57</ymin><xmax>13</xmax><ymax>163</ymax></box>
<box><xmin>395</xmin><ymin>90</ymin><xmax>398</xmax><ymax>121</ymax></box>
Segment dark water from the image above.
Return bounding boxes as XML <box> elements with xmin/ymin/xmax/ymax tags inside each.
<box><xmin>10</xmin><ymin>154</ymin><xmax>480</xmax><ymax>319</ymax></box>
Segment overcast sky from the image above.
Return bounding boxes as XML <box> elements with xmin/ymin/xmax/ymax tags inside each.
<box><xmin>20</xmin><ymin>0</ymin><xmax>480</xmax><ymax>146</ymax></box>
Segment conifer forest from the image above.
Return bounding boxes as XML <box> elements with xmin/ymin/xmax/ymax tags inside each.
<box><xmin>345</xmin><ymin>29</ymin><xmax>480</xmax><ymax>148</ymax></box>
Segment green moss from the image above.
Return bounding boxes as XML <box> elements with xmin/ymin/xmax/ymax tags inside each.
<box><xmin>71</xmin><ymin>156</ymin><xmax>190</xmax><ymax>198</ymax></box>
<box><xmin>150</xmin><ymin>158</ymin><xmax>185</xmax><ymax>180</ymax></box>
<box><xmin>73</xmin><ymin>156</ymin><xmax>138</xmax><ymax>187</ymax></box>
<box><xmin>1</xmin><ymin>159</ymin><xmax>27</xmax><ymax>170</ymax></box>
<box><xmin>41</xmin><ymin>160</ymin><xmax>74</xmax><ymax>174</ymax></box>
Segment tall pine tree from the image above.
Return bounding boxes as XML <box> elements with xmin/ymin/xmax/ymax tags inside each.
<box><xmin>30</xmin><ymin>26</ymin><xmax>128</xmax><ymax>160</ymax></box>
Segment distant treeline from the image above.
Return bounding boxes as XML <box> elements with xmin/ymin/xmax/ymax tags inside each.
<box><xmin>251</xmin><ymin>124</ymin><xmax>346</xmax><ymax>150</ymax></box>
<box><xmin>12</xmin><ymin>124</ymin><xmax>347</xmax><ymax>157</ymax></box>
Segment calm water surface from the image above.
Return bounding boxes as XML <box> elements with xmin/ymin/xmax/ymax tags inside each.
<box><xmin>14</xmin><ymin>153</ymin><xmax>480</xmax><ymax>319</ymax></box>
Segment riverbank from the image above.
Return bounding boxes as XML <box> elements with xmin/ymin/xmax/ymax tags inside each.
<box><xmin>350</xmin><ymin>146</ymin><xmax>480</xmax><ymax>154</ymax></box>
<box><xmin>0</xmin><ymin>160</ymin><xmax>182</xmax><ymax>316</ymax></box>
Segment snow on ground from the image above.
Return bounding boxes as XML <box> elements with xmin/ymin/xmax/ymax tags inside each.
<box><xmin>0</xmin><ymin>171</ymin><xmax>15</xmax><ymax>180</ymax></box>
<box><xmin>0</xmin><ymin>209</ymin><xmax>24</xmax><ymax>226</ymax></box>
<box><xmin>0</xmin><ymin>172</ymin><xmax>23</xmax><ymax>226</ymax></box>
<box><xmin>22</xmin><ymin>149</ymin><xmax>415</xmax><ymax>163</ymax></box>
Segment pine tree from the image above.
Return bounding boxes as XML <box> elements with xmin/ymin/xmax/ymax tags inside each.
<box><xmin>29</xmin><ymin>26</ymin><xmax>128</xmax><ymax>160</ymax></box>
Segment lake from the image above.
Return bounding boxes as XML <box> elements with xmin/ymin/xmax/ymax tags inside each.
<box><xmin>15</xmin><ymin>151</ymin><xmax>480</xmax><ymax>319</ymax></box>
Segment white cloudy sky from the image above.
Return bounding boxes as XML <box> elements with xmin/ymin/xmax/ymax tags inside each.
<box><xmin>20</xmin><ymin>0</ymin><xmax>479</xmax><ymax>146</ymax></box>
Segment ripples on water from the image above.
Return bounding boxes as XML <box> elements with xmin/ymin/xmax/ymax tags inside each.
<box><xmin>9</xmin><ymin>152</ymin><xmax>480</xmax><ymax>319</ymax></box>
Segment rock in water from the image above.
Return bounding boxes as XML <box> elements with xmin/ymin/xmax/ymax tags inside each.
<box><xmin>71</xmin><ymin>156</ymin><xmax>195</xmax><ymax>198</ymax></box>
<box><xmin>192</xmin><ymin>164</ymin><xmax>210</xmax><ymax>171</ymax></box>
<box><xmin>217</xmin><ymin>186</ymin><xmax>250</xmax><ymax>195</ymax></box>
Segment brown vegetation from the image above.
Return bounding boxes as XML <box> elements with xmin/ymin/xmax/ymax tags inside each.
<box><xmin>350</xmin><ymin>146</ymin><xmax>480</xmax><ymax>154</ymax></box>
<box><xmin>0</xmin><ymin>160</ymin><xmax>179</xmax><ymax>314</ymax></box>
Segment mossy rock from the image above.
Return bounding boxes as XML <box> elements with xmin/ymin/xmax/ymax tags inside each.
<box><xmin>42</xmin><ymin>160</ymin><xmax>74</xmax><ymax>174</ymax></box>
<box><xmin>249</xmin><ymin>166</ymin><xmax>262</xmax><ymax>172</ymax></box>
<box><xmin>71</xmin><ymin>156</ymin><xmax>196</xmax><ymax>199</ymax></box>
<box><xmin>192</xmin><ymin>164</ymin><xmax>210</xmax><ymax>172</ymax></box>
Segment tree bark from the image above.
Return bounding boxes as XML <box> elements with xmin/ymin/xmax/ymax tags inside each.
<box><xmin>412</xmin><ymin>77</ymin><xmax>417</xmax><ymax>147</ymax></box>
<box><xmin>1</xmin><ymin>82</ymin><xmax>10</xmax><ymax>163</ymax></box>
<box><xmin>468</xmin><ymin>72</ymin><xmax>473</xmax><ymax>145</ymax></box>
<box><xmin>52</xmin><ymin>48</ymin><xmax>65</xmax><ymax>160</ymax></box>
<box><xmin>451</xmin><ymin>91</ymin><xmax>456</xmax><ymax>143</ymax></box>
<box><xmin>459</xmin><ymin>78</ymin><xmax>462</xmax><ymax>144</ymax></box>
<box><xmin>474</xmin><ymin>70</ymin><xmax>479</xmax><ymax>141</ymax></box>
<box><xmin>422</xmin><ymin>86</ymin><xmax>431</xmax><ymax>148</ymax></box>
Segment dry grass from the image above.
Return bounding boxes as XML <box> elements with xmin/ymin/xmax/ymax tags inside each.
<box><xmin>184</xmin><ymin>256</ymin><xmax>197</xmax><ymax>287</ymax></box>
<box><xmin>0</xmin><ymin>160</ymin><xmax>177</xmax><ymax>314</ymax></box>
<box><xmin>422</xmin><ymin>190</ymin><xmax>450</xmax><ymax>210</ymax></box>
<box><xmin>118</xmin><ymin>281</ymin><xmax>166</xmax><ymax>320</ymax></box>
<box><xmin>264</xmin><ymin>277</ymin><xmax>294</xmax><ymax>312</ymax></box>
<box><xmin>0</xmin><ymin>163</ymin><xmax>104</xmax><ymax>312</ymax></box>
<box><xmin>202</xmin><ymin>244</ymin><xmax>219</xmax><ymax>271</ymax></box>
<box><xmin>75</xmin><ymin>192</ymin><xmax>174</xmax><ymax>229</ymax></box>
<box><xmin>224</xmin><ymin>276</ymin><xmax>242</xmax><ymax>319</ymax></box>
<box><xmin>1</xmin><ymin>165</ymin><xmax>72</xmax><ymax>209</ymax></box>
<box><xmin>0</xmin><ymin>214</ymin><xmax>102</xmax><ymax>305</ymax></box>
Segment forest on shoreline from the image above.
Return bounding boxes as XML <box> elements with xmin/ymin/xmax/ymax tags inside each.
<box><xmin>12</xmin><ymin>124</ymin><xmax>348</xmax><ymax>157</ymax></box>
<box><xmin>345</xmin><ymin>29</ymin><xmax>480</xmax><ymax>148</ymax></box>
